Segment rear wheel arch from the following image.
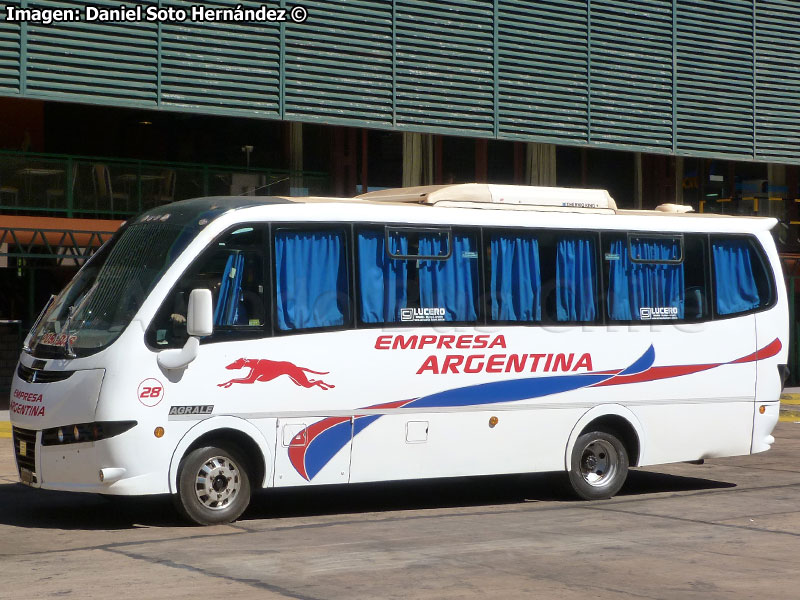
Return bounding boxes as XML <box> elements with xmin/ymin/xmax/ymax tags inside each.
<box><xmin>565</xmin><ymin>405</ymin><xmax>644</xmax><ymax>471</ymax></box>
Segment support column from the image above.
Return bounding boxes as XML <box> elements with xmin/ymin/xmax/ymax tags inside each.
<box><xmin>513</xmin><ymin>142</ymin><xmax>524</xmax><ymax>184</ymax></box>
<box><xmin>674</xmin><ymin>156</ymin><xmax>684</xmax><ymax>205</ymax></box>
<box><xmin>633</xmin><ymin>152</ymin><xmax>643</xmax><ymax>209</ymax></box>
<box><xmin>525</xmin><ymin>142</ymin><xmax>556</xmax><ymax>186</ymax></box>
<box><xmin>403</xmin><ymin>132</ymin><xmax>434</xmax><ymax>187</ymax></box>
<box><xmin>331</xmin><ymin>127</ymin><xmax>358</xmax><ymax>197</ymax></box>
<box><xmin>475</xmin><ymin>139</ymin><xmax>488</xmax><ymax>183</ymax></box>
<box><xmin>361</xmin><ymin>129</ymin><xmax>368</xmax><ymax>194</ymax></box>
<box><xmin>289</xmin><ymin>122</ymin><xmax>303</xmax><ymax>195</ymax></box>
<box><xmin>768</xmin><ymin>163</ymin><xmax>787</xmax><ymax>218</ymax></box>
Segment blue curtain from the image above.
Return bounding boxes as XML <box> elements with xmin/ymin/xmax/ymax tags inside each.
<box><xmin>556</xmin><ymin>238</ymin><xmax>597</xmax><ymax>321</ymax></box>
<box><xmin>275</xmin><ymin>230</ymin><xmax>347</xmax><ymax>330</ymax></box>
<box><xmin>358</xmin><ymin>230</ymin><xmax>408</xmax><ymax>323</ymax></box>
<box><xmin>713</xmin><ymin>239</ymin><xmax>760</xmax><ymax>315</ymax></box>
<box><xmin>418</xmin><ymin>234</ymin><xmax>478</xmax><ymax>321</ymax></box>
<box><xmin>213</xmin><ymin>253</ymin><xmax>245</xmax><ymax>326</ymax></box>
<box><xmin>607</xmin><ymin>239</ymin><xmax>684</xmax><ymax>320</ymax></box>
<box><xmin>490</xmin><ymin>234</ymin><xmax>541</xmax><ymax>321</ymax></box>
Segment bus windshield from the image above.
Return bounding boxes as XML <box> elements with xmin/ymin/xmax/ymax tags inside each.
<box><xmin>28</xmin><ymin>219</ymin><xmax>199</xmax><ymax>358</ymax></box>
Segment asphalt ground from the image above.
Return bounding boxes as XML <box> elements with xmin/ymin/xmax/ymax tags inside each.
<box><xmin>2</xmin><ymin>408</ymin><xmax>800</xmax><ymax>599</ymax></box>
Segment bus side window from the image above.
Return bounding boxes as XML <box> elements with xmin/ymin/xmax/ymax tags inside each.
<box><xmin>487</xmin><ymin>231</ymin><xmax>542</xmax><ymax>322</ymax></box>
<box><xmin>274</xmin><ymin>228</ymin><xmax>350</xmax><ymax>332</ymax></box>
<box><xmin>536</xmin><ymin>233</ymin><xmax>599</xmax><ymax>324</ymax></box>
<box><xmin>711</xmin><ymin>236</ymin><xmax>772</xmax><ymax>316</ymax></box>
<box><xmin>603</xmin><ymin>233</ymin><xmax>711</xmax><ymax>323</ymax></box>
<box><xmin>553</xmin><ymin>236</ymin><xmax>598</xmax><ymax>322</ymax></box>
<box><xmin>605</xmin><ymin>234</ymin><xmax>686</xmax><ymax>322</ymax></box>
<box><xmin>146</xmin><ymin>226</ymin><xmax>267</xmax><ymax>348</ymax></box>
<box><xmin>357</xmin><ymin>227</ymin><xmax>479</xmax><ymax>324</ymax></box>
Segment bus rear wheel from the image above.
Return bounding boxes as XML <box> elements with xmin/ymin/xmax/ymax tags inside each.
<box><xmin>175</xmin><ymin>445</ymin><xmax>251</xmax><ymax>525</ymax></box>
<box><xmin>568</xmin><ymin>430</ymin><xmax>629</xmax><ymax>500</ymax></box>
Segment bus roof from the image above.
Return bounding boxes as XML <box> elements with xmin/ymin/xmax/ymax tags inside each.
<box><xmin>146</xmin><ymin>185</ymin><xmax>775</xmax><ymax>228</ymax></box>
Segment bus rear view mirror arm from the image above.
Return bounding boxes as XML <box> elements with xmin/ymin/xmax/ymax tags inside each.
<box><xmin>157</xmin><ymin>289</ymin><xmax>213</xmax><ymax>370</ymax></box>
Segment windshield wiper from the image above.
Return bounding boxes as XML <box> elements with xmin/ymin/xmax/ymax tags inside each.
<box><xmin>23</xmin><ymin>295</ymin><xmax>55</xmax><ymax>354</ymax></box>
<box><xmin>62</xmin><ymin>304</ymin><xmax>78</xmax><ymax>359</ymax></box>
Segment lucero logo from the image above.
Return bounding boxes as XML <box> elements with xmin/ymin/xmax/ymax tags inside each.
<box><xmin>400</xmin><ymin>307</ymin><xmax>446</xmax><ymax>322</ymax></box>
<box><xmin>639</xmin><ymin>306</ymin><xmax>679</xmax><ymax>320</ymax></box>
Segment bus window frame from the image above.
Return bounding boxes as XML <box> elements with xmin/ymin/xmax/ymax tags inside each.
<box><xmin>384</xmin><ymin>225</ymin><xmax>453</xmax><ymax>261</ymax></box>
<box><xmin>482</xmin><ymin>226</ymin><xmax>605</xmax><ymax>327</ymax></box>
<box><xmin>709</xmin><ymin>232</ymin><xmax>777</xmax><ymax>321</ymax></box>
<box><xmin>144</xmin><ymin>222</ymin><xmax>270</xmax><ymax>350</ymax></box>
<box><xmin>627</xmin><ymin>232</ymin><xmax>685</xmax><ymax>265</ymax></box>
<box><xmin>270</xmin><ymin>222</ymin><xmax>355</xmax><ymax>337</ymax></box>
<box><xmin>354</xmin><ymin>222</ymin><xmax>483</xmax><ymax>329</ymax></box>
<box><xmin>602</xmin><ymin>230</ymin><xmax>705</xmax><ymax>325</ymax></box>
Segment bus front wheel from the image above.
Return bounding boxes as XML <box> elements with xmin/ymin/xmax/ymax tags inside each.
<box><xmin>568</xmin><ymin>430</ymin><xmax>629</xmax><ymax>500</ymax></box>
<box><xmin>175</xmin><ymin>445</ymin><xmax>251</xmax><ymax>525</ymax></box>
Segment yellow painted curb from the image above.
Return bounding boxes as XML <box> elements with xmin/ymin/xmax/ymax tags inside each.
<box><xmin>0</xmin><ymin>421</ymin><xmax>11</xmax><ymax>439</ymax></box>
<box><xmin>780</xmin><ymin>398</ymin><xmax>800</xmax><ymax>406</ymax></box>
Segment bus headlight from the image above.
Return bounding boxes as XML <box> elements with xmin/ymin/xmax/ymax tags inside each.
<box><xmin>42</xmin><ymin>421</ymin><xmax>137</xmax><ymax>446</ymax></box>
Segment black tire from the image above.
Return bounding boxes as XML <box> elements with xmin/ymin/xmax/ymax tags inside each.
<box><xmin>174</xmin><ymin>445</ymin><xmax>251</xmax><ymax>525</ymax></box>
<box><xmin>567</xmin><ymin>430</ymin><xmax>629</xmax><ymax>500</ymax></box>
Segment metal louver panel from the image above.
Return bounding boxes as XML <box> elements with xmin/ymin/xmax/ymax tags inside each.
<box><xmin>590</xmin><ymin>0</ymin><xmax>673</xmax><ymax>150</ymax></box>
<box><xmin>498</xmin><ymin>0</ymin><xmax>588</xmax><ymax>143</ymax></box>
<box><xmin>0</xmin><ymin>2</ymin><xmax>21</xmax><ymax>94</ymax></box>
<box><xmin>755</xmin><ymin>0</ymin><xmax>800</xmax><ymax>162</ymax></box>
<box><xmin>675</xmin><ymin>0</ymin><xmax>754</xmax><ymax>157</ymax></box>
<box><xmin>396</xmin><ymin>0</ymin><xmax>494</xmax><ymax>135</ymax></box>
<box><xmin>285</xmin><ymin>0</ymin><xmax>392</xmax><ymax>126</ymax></box>
<box><xmin>25</xmin><ymin>1</ymin><xmax>157</xmax><ymax>105</ymax></box>
<box><xmin>160</xmin><ymin>0</ymin><xmax>279</xmax><ymax>116</ymax></box>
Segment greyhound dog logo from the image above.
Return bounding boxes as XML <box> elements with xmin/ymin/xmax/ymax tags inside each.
<box><xmin>217</xmin><ymin>358</ymin><xmax>335</xmax><ymax>390</ymax></box>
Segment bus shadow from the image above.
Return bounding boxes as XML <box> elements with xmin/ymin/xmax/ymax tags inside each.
<box><xmin>241</xmin><ymin>469</ymin><xmax>736</xmax><ymax>521</ymax></box>
<box><xmin>0</xmin><ymin>482</ymin><xmax>179</xmax><ymax>530</ymax></box>
<box><xmin>0</xmin><ymin>469</ymin><xmax>736</xmax><ymax>530</ymax></box>
<box><xmin>619</xmin><ymin>469</ymin><xmax>736</xmax><ymax>497</ymax></box>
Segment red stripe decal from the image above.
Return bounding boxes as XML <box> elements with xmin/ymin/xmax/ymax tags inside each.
<box><xmin>729</xmin><ymin>338</ymin><xmax>782</xmax><ymax>364</ymax></box>
<box><xmin>593</xmin><ymin>364</ymin><xmax>716</xmax><ymax>387</ymax></box>
<box><xmin>593</xmin><ymin>338</ymin><xmax>781</xmax><ymax>388</ymax></box>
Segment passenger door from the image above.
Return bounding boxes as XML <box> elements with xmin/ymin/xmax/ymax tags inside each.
<box><xmin>272</xmin><ymin>417</ymin><xmax>352</xmax><ymax>486</ymax></box>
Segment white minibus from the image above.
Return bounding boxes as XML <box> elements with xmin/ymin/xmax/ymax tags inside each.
<box><xmin>10</xmin><ymin>184</ymin><xmax>788</xmax><ymax>524</ymax></box>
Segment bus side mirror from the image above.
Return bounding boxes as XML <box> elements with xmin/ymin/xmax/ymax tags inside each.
<box><xmin>187</xmin><ymin>289</ymin><xmax>213</xmax><ymax>337</ymax></box>
<box><xmin>157</xmin><ymin>289</ymin><xmax>213</xmax><ymax>370</ymax></box>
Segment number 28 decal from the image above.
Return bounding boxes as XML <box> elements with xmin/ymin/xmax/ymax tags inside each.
<box><xmin>137</xmin><ymin>378</ymin><xmax>165</xmax><ymax>407</ymax></box>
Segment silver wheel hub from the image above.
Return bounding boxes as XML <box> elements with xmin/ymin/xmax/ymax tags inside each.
<box><xmin>580</xmin><ymin>439</ymin><xmax>617</xmax><ymax>488</ymax></box>
<box><xmin>195</xmin><ymin>456</ymin><xmax>241</xmax><ymax>510</ymax></box>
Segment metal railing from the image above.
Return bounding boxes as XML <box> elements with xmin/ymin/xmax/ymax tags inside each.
<box><xmin>0</xmin><ymin>226</ymin><xmax>117</xmax><ymax>264</ymax></box>
<box><xmin>0</xmin><ymin>150</ymin><xmax>330</xmax><ymax>220</ymax></box>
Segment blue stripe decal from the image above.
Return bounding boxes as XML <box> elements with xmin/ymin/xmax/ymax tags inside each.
<box><xmin>619</xmin><ymin>344</ymin><xmax>655</xmax><ymax>376</ymax></box>
<box><xmin>305</xmin><ymin>420</ymin><xmax>352</xmax><ymax>481</ymax></box>
<box><xmin>407</xmin><ymin>372</ymin><xmax>614</xmax><ymax>409</ymax></box>
<box><xmin>297</xmin><ymin>345</ymin><xmax>655</xmax><ymax>480</ymax></box>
